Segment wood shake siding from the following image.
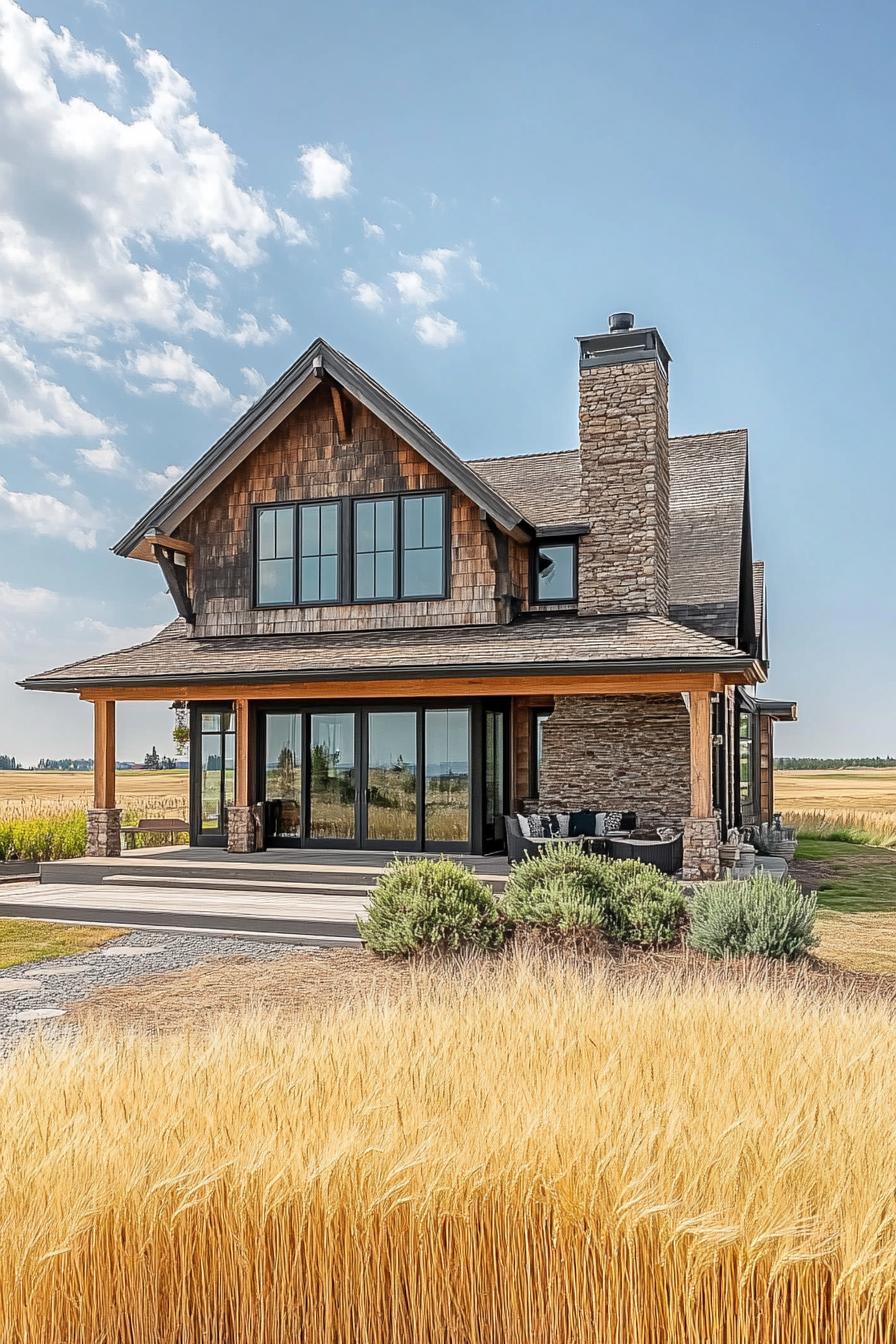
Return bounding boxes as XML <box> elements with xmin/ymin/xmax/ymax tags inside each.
<box><xmin>180</xmin><ymin>386</ymin><xmax>507</xmax><ymax>637</ymax></box>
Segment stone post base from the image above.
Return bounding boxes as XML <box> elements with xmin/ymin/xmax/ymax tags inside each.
<box><xmin>682</xmin><ymin>816</ymin><xmax>721</xmax><ymax>882</ymax></box>
<box><xmin>87</xmin><ymin>807</ymin><xmax>122</xmax><ymax>858</ymax></box>
<box><xmin>227</xmin><ymin>805</ymin><xmax>256</xmax><ymax>854</ymax></box>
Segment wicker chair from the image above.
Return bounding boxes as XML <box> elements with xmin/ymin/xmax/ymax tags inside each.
<box><xmin>503</xmin><ymin>815</ymin><xmax>544</xmax><ymax>863</ymax></box>
<box><xmin>605</xmin><ymin>832</ymin><xmax>683</xmax><ymax>875</ymax></box>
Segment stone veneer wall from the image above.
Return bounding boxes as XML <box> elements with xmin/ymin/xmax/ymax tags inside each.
<box><xmin>577</xmin><ymin>359</ymin><xmax>670</xmax><ymax>616</ymax></box>
<box><xmin>537</xmin><ymin>695</ymin><xmax>690</xmax><ymax>827</ymax></box>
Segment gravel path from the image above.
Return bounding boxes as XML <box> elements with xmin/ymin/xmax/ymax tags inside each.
<box><xmin>0</xmin><ymin>931</ymin><xmax>297</xmax><ymax>1053</ymax></box>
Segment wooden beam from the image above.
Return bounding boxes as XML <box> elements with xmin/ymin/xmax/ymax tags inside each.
<box><xmin>154</xmin><ymin>548</ymin><xmax>195</xmax><ymax>625</ymax></box>
<box><xmin>234</xmin><ymin>697</ymin><xmax>252</xmax><ymax>807</ymax></box>
<box><xmin>329</xmin><ymin>384</ymin><xmax>352</xmax><ymax>444</ymax></box>
<box><xmin>79</xmin><ymin>671</ymin><xmax>731</xmax><ymax>704</ymax></box>
<box><xmin>130</xmin><ymin>534</ymin><xmax>196</xmax><ymax>563</ymax></box>
<box><xmin>689</xmin><ymin>689</ymin><xmax>713</xmax><ymax>817</ymax></box>
<box><xmin>93</xmin><ymin>700</ymin><xmax>116</xmax><ymax>809</ymax></box>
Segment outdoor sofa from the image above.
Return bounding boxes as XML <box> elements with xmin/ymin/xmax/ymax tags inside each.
<box><xmin>504</xmin><ymin>812</ymin><xmax>683</xmax><ymax>875</ymax></box>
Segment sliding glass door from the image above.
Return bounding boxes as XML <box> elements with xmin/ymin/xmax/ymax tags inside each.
<box><xmin>191</xmin><ymin>708</ymin><xmax>235</xmax><ymax>846</ymax></box>
<box><xmin>257</xmin><ymin>703</ymin><xmax>498</xmax><ymax>852</ymax></box>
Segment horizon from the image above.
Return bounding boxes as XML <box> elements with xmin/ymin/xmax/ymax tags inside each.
<box><xmin>1</xmin><ymin>0</ymin><xmax>893</xmax><ymax>758</ymax></box>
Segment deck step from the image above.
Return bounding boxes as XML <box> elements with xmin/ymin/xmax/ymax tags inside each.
<box><xmin>101</xmin><ymin>872</ymin><xmax>376</xmax><ymax>896</ymax></box>
<box><xmin>42</xmin><ymin>856</ymin><xmax>507</xmax><ymax>891</ymax></box>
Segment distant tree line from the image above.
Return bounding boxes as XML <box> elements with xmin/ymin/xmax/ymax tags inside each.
<box><xmin>36</xmin><ymin>758</ymin><xmax>93</xmax><ymax>771</ymax></box>
<box><xmin>775</xmin><ymin>756</ymin><xmax>896</xmax><ymax>770</ymax></box>
<box><xmin>0</xmin><ymin>755</ymin><xmax>19</xmax><ymax>771</ymax></box>
<box><xmin>143</xmin><ymin>746</ymin><xmax>180</xmax><ymax>770</ymax></box>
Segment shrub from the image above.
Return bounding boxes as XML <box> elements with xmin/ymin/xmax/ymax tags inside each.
<box><xmin>0</xmin><ymin>810</ymin><xmax>87</xmax><ymax>862</ymax></box>
<box><xmin>602</xmin><ymin>859</ymin><xmax>686</xmax><ymax>947</ymax></box>
<box><xmin>358</xmin><ymin>857</ymin><xmax>506</xmax><ymax>956</ymax></box>
<box><xmin>688</xmin><ymin>874</ymin><xmax>817</xmax><ymax>960</ymax></box>
<box><xmin>503</xmin><ymin>843</ymin><xmax>612</xmax><ymax>930</ymax></box>
<box><xmin>504</xmin><ymin>846</ymin><xmax>684</xmax><ymax>947</ymax></box>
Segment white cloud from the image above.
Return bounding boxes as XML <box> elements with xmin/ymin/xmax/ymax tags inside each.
<box><xmin>297</xmin><ymin>144</ymin><xmax>351</xmax><ymax>200</ymax></box>
<box><xmin>0</xmin><ymin>476</ymin><xmax>102</xmax><ymax>548</ymax></box>
<box><xmin>240</xmin><ymin>366</ymin><xmax>267</xmax><ymax>396</ymax></box>
<box><xmin>342</xmin><ymin>269</ymin><xmax>384</xmax><ymax>311</ymax></box>
<box><xmin>227</xmin><ymin>312</ymin><xmax>291</xmax><ymax>348</ymax></box>
<box><xmin>77</xmin><ymin>438</ymin><xmax>126</xmax><ymax>473</ymax></box>
<box><xmin>275</xmin><ymin>208</ymin><xmax>311</xmax><ymax>246</ymax></box>
<box><xmin>362</xmin><ymin>217</ymin><xmax>384</xmax><ymax>240</ymax></box>
<box><xmin>0</xmin><ymin>335</ymin><xmax>108</xmax><ymax>438</ymax></box>
<box><xmin>74</xmin><ymin>617</ymin><xmax>165</xmax><ymax>649</ymax></box>
<box><xmin>414</xmin><ymin>312</ymin><xmax>461</xmax><ymax>348</ymax></box>
<box><xmin>139</xmin><ymin>463</ymin><xmax>184</xmax><ymax>493</ymax></box>
<box><xmin>30</xmin><ymin>457</ymin><xmax>73</xmax><ymax>489</ymax></box>
<box><xmin>0</xmin><ymin>579</ymin><xmax>59</xmax><ymax>612</ymax></box>
<box><xmin>0</xmin><ymin>1</ymin><xmax>279</xmax><ymax>344</ymax></box>
<box><xmin>123</xmin><ymin>342</ymin><xmax>232</xmax><ymax>410</ymax></box>
<box><xmin>390</xmin><ymin>270</ymin><xmax>440</xmax><ymax>307</ymax></box>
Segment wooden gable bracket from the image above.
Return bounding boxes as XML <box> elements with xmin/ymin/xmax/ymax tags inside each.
<box><xmin>151</xmin><ymin>542</ymin><xmax>195</xmax><ymax>625</ymax></box>
<box><xmin>484</xmin><ymin>515</ymin><xmax>520</xmax><ymax>624</ymax></box>
<box><xmin>329</xmin><ymin>382</ymin><xmax>353</xmax><ymax>445</ymax></box>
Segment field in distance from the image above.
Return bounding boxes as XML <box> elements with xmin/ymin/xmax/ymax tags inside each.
<box><xmin>775</xmin><ymin>767</ymin><xmax>896</xmax><ymax>812</ymax></box>
<box><xmin>0</xmin><ymin>769</ymin><xmax>189</xmax><ymax>818</ymax></box>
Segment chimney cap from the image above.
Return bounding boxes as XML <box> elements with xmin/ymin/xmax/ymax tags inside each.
<box><xmin>608</xmin><ymin>312</ymin><xmax>635</xmax><ymax>332</ymax></box>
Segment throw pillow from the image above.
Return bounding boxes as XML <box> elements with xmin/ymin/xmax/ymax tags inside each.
<box><xmin>621</xmin><ymin>811</ymin><xmax>638</xmax><ymax>830</ymax></box>
<box><xmin>605</xmin><ymin>811</ymin><xmax>623</xmax><ymax>832</ymax></box>
<box><xmin>516</xmin><ymin>812</ymin><xmax>532</xmax><ymax>838</ymax></box>
<box><xmin>569</xmin><ymin>810</ymin><xmax>597</xmax><ymax>837</ymax></box>
<box><xmin>556</xmin><ymin>812</ymin><xmax>570</xmax><ymax>837</ymax></box>
<box><xmin>593</xmin><ymin>812</ymin><xmax>607</xmax><ymax>837</ymax></box>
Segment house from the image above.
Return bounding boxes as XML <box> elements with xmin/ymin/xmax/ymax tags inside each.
<box><xmin>21</xmin><ymin>314</ymin><xmax>796</xmax><ymax>879</ymax></box>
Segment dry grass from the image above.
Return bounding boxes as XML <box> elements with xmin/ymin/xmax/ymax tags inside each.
<box><xmin>814</xmin><ymin>912</ymin><xmax>896</xmax><ymax>975</ymax></box>
<box><xmin>0</xmin><ymin>769</ymin><xmax>188</xmax><ymax>819</ymax></box>
<box><xmin>7</xmin><ymin>954</ymin><xmax>896</xmax><ymax>1341</ymax></box>
<box><xmin>776</xmin><ymin>768</ymin><xmax>896</xmax><ymax>846</ymax></box>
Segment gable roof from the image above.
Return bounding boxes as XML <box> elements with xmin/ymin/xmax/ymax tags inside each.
<box><xmin>114</xmin><ymin>338</ymin><xmax>530</xmax><ymax>558</ymax></box>
<box><xmin>468</xmin><ymin>451</ymin><xmax>584</xmax><ymax>528</ymax></box>
<box><xmin>21</xmin><ymin>613</ymin><xmax>754</xmax><ymax>693</ymax></box>
<box><xmin>666</xmin><ymin>430</ymin><xmax>749</xmax><ymax>642</ymax></box>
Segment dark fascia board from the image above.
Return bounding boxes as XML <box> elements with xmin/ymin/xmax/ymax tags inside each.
<box><xmin>114</xmin><ymin>338</ymin><xmax>530</xmax><ymax>557</ymax></box>
<box><xmin>755</xmin><ymin>699</ymin><xmax>798</xmax><ymax>721</ymax></box>
<box><xmin>534</xmin><ymin>521</ymin><xmax>591</xmax><ymax>538</ymax></box>
<box><xmin>19</xmin><ymin>653</ymin><xmax>760</xmax><ymax>695</ymax></box>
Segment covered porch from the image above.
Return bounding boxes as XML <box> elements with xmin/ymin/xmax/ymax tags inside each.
<box><xmin>83</xmin><ymin>672</ymin><xmax>732</xmax><ymax>881</ymax></box>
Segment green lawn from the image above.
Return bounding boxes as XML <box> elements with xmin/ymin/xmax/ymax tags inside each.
<box><xmin>0</xmin><ymin>920</ymin><xmax>121</xmax><ymax>971</ymax></box>
<box><xmin>795</xmin><ymin>838</ymin><xmax>896</xmax><ymax>914</ymax></box>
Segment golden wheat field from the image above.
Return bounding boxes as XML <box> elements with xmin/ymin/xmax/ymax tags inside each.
<box><xmin>776</xmin><ymin>768</ymin><xmax>896</xmax><ymax>846</ymax></box>
<box><xmin>4</xmin><ymin>955</ymin><xmax>896</xmax><ymax>1344</ymax></box>
<box><xmin>0</xmin><ymin>768</ymin><xmax>188</xmax><ymax>819</ymax></box>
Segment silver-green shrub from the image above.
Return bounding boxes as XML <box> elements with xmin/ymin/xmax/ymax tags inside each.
<box><xmin>503</xmin><ymin>843</ymin><xmax>613</xmax><ymax>930</ymax></box>
<box><xmin>687</xmin><ymin>874</ymin><xmax>817</xmax><ymax>960</ymax></box>
<box><xmin>602</xmin><ymin>859</ymin><xmax>686</xmax><ymax>947</ymax></box>
<box><xmin>358</xmin><ymin>857</ymin><xmax>506</xmax><ymax>956</ymax></box>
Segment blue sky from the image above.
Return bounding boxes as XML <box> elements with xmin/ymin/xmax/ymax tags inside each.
<box><xmin>0</xmin><ymin>0</ymin><xmax>891</xmax><ymax>761</ymax></box>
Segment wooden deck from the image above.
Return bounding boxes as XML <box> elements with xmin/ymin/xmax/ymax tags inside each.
<box><xmin>0</xmin><ymin>848</ymin><xmax>509</xmax><ymax>945</ymax></box>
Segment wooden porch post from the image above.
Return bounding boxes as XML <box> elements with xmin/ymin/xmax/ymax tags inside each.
<box><xmin>88</xmin><ymin>699</ymin><xmax>121</xmax><ymax>856</ymax></box>
<box><xmin>683</xmin><ymin>689</ymin><xmax>720</xmax><ymax>881</ymax></box>
<box><xmin>688</xmin><ymin>690</ymin><xmax>712</xmax><ymax>817</ymax></box>
<box><xmin>227</xmin><ymin>697</ymin><xmax>256</xmax><ymax>852</ymax></box>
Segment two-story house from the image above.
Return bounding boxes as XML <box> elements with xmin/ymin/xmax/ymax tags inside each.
<box><xmin>22</xmin><ymin>314</ymin><xmax>796</xmax><ymax>879</ymax></box>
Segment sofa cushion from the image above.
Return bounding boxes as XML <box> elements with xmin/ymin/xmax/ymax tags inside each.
<box><xmin>569</xmin><ymin>810</ymin><xmax>599</xmax><ymax>837</ymax></box>
<box><xmin>516</xmin><ymin>812</ymin><xmax>532</xmax><ymax>838</ymax></box>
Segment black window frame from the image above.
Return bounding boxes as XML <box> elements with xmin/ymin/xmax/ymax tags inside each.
<box><xmin>352</xmin><ymin>495</ymin><xmax>399</xmax><ymax>603</ymax></box>
<box><xmin>253</xmin><ymin>503</ymin><xmax>297</xmax><ymax>609</ymax></box>
<box><xmin>251</xmin><ymin>489</ymin><xmax>450</xmax><ymax>610</ymax></box>
<box><xmin>531</xmin><ymin>538</ymin><xmax>578</xmax><ymax>606</ymax></box>
<box><xmin>297</xmin><ymin>499</ymin><xmax>342</xmax><ymax>606</ymax></box>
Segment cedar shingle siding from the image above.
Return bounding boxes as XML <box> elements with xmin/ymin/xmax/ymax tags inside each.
<box><xmin>180</xmin><ymin>385</ymin><xmax>517</xmax><ymax>637</ymax></box>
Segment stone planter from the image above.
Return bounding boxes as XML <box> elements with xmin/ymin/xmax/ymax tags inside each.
<box><xmin>765</xmin><ymin>838</ymin><xmax>797</xmax><ymax>861</ymax></box>
<box><xmin>736</xmin><ymin>843</ymin><xmax>756</xmax><ymax>876</ymax></box>
<box><xmin>718</xmin><ymin>842</ymin><xmax>740</xmax><ymax>871</ymax></box>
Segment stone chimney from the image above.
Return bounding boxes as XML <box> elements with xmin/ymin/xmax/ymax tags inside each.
<box><xmin>576</xmin><ymin>314</ymin><xmax>671</xmax><ymax>617</ymax></box>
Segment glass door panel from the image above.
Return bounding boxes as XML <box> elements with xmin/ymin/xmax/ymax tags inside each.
<box><xmin>309</xmin><ymin>713</ymin><xmax>357</xmax><ymax>841</ymax></box>
<box><xmin>263</xmin><ymin>713</ymin><xmax>302</xmax><ymax>841</ymax></box>
<box><xmin>483</xmin><ymin>709</ymin><xmax>506</xmax><ymax>852</ymax></box>
<box><xmin>366</xmin><ymin>711</ymin><xmax>418</xmax><ymax>844</ymax></box>
<box><xmin>198</xmin><ymin>710</ymin><xmax>235</xmax><ymax>840</ymax></box>
<box><xmin>425</xmin><ymin>708</ymin><xmax>470</xmax><ymax>845</ymax></box>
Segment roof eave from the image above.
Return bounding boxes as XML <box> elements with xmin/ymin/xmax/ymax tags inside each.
<box><xmin>19</xmin><ymin>653</ymin><xmax>761</xmax><ymax>695</ymax></box>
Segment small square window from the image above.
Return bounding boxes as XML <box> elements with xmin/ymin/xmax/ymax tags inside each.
<box><xmin>534</xmin><ymin>541</ymin><xmax>576</xmax><ymax>603</ymax></box>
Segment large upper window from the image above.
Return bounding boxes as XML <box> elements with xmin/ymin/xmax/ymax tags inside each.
<box><xmin>299</xmin><ymin>502</ymin><xmax>340</xmax><ymax>604</ymax></box>
<box><xmin>256</xmin><ymin>505</ymin><xmax>295</xmax><ymax>606</ymax></box>
<box><xmin>401</xmin><ymin>493</ymin><xmax>446</xmax><ymax>598</ymax></box>
<box><xmin>354</xmin><ymin>498</ymin><xmax>396</xmax><ymax>600</ymax></box>
<box><xmin>533</xmin><ymin>541</ymin><xmax>576</xmax><ymax>603</ymax></box>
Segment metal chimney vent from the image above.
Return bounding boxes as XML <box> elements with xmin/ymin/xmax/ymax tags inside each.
<box><xmin>608</xmin><ymin>312</ymin><xmax>635</xmax><ymax>333</ymax></box>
